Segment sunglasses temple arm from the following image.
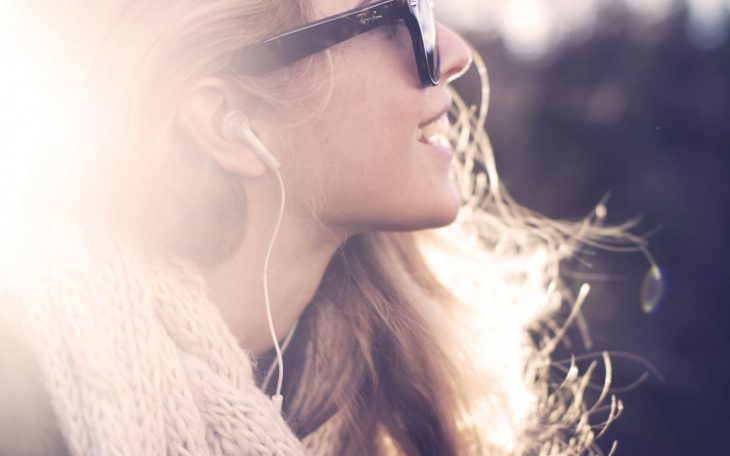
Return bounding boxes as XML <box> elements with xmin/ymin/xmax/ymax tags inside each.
<box><xmin>232</xmin><ymin>2</ymin><xmax>401</xmax><ymax>75</ymax></box>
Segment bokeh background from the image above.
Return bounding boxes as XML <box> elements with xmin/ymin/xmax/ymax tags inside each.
<box><xmin>439</xmin><ymin>0</ymin><xmax>729</xmax><ymax>453</ymax></box>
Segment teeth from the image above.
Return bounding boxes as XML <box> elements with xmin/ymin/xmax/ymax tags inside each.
<box><xmin>417</xmin><ymin>115</ymin><xmax>450</xmax><ymax>145</ymax></box>
<box><xmin>429</xmin><ymin>132</ymin><xmax>451</xmax><ymax>148</ymax></box>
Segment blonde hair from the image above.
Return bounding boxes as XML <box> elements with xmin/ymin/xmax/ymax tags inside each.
<box><xmin>13</xmin><ymin>0</ymin><xmax>636</xmax><ymax>454</ymax></box>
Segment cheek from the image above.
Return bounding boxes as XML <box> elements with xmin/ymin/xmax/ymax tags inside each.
<box><xmin>310</xmin><ymin>105</ymin><xmax>460</xmax><ymax>231</ymax></box>
<box><xmin>315</xmin><ymin>98</ymin><xmax>419</xmax><ymax>203</ymax></box>
<box><xmin>311</xmin><ymin>70</ymin><xmax>418</xmax><ymax>181</ymax></box>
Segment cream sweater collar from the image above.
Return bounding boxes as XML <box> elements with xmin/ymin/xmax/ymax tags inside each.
<box><xmin>7</xmin><ymin>223</ymin><xmax>316</xmax><ymax>455</ymax></box>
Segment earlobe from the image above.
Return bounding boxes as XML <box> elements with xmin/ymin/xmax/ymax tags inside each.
<box><xmin>176</xmin><ymin>77</ymin><xmax>270</xmax><ymax>177</ymax></box>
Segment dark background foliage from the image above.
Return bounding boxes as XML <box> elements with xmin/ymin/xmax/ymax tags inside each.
<box><xmin>449</xmin><ymin>4</ymin><xmax>729</xmax><ymax>454</ymax></box>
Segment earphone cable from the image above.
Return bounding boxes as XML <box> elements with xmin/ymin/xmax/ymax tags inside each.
<box><xmin>264</xmin><ymin>167</ymin><xmax>287</xmax><ymax>412</ymax></box>
<box><xmin>261</xmin><ymin>317</ymin><xmax>299</xmax><ymax>394</ymax></box>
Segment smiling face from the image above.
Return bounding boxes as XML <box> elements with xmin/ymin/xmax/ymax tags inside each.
<box><xmin>255</xmin><ymin>0</ymin><xmax>472</xmax><ymax>235</ymax></box>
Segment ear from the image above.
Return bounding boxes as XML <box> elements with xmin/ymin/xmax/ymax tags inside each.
<box><xmin>177</xmin><ymin>76</ymin><xmax>268</xmax><ymax>177</ymax></box>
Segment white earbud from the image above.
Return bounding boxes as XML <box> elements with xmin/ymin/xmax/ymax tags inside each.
<box><xmin>221</xmin><ymin>110</ymin><xmax>281</xmax><ymax>170</ymax></box>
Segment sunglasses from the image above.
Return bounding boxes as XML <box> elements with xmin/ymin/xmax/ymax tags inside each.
<box><xmin>231</xmin><ymin>0</ymin><xmax>440</xmax><ymax>87</ymax></box>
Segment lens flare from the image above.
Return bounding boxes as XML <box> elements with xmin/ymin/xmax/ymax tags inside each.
<box><xmin>640</xmin><ymin>264</ymin><xmax>665</xmax><ymax>314</ymax></box>
<box><xmin>0</xmin><ymin>3</ymin><xmax>99</xmax><ymax>235</ymax></box>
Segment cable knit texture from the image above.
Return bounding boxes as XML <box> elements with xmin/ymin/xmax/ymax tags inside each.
<box><xmin>3</xmin><ymin>222</ymin><xmax>334</xmax><ymax>456</ymax></box>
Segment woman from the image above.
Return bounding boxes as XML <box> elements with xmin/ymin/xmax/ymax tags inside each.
<box><xmin>0</xmin><ymin>0</ymin><xmax>624</xmax><ymax>454</ymax></box>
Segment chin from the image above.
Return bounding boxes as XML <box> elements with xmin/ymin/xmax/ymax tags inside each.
<box><xmin>353</xmin><ymin>204</ymin><xmax>461</xmax><ymax>234</ymax></box>
<box><xmin>395</xmin><ymin>192</ymin><xmax>462</xmax><ymax>232</ymax></box>
<box><xmin>345</xmin><ymin>186</ymin><xmax>462</xmax><ymax>233</ymax></box>
<box><xmin>428</xmin><ymin>183</ymin><xmax>462</xmax><ymax>225</ymax></box>
<box><xmin>422</xmin><ymin>200</ymin><xmax>461</xmax><ymax>229</ymax></box>
<box><xmin>410</xmin><ymin>183</ymin><xmax>462</xmax><ymax>230</ymax></box>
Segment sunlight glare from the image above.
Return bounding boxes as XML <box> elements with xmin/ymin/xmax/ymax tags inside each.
<box><xmin>687</xmin><ymin>0</ymin><xmax>730</xmax><ymax>48</ymax></box>
<box><xmin>0</xmin><ymin>3</ymin><xmax>99</xmax><ymax>246</ymax></box>
<box><xmin>419</xmin><ymin>216</ymin><xmax>561</xmax><ymax>451</ymax></box>
<box><xmin>499</xmin><ymin>0</ymin><xmax>555</xmax><ymax>58</ymax></box>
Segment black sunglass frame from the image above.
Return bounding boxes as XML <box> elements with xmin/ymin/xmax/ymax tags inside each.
<box><xmin>231</xmin><ymin>0</ymin><xmax>440</xmax><ymax>87</ymax></box>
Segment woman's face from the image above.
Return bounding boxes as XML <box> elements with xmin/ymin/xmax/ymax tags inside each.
<box><xmin>259</xmin><ymin>0</ymin><xmax>473</xmax><ymax>235</ymax></box>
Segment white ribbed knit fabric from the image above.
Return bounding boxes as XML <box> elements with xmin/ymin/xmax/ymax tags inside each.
<box><xmin>4</xmin><ymin>222</ymin><xmax>333</xmax><ymax>456</ymax></box>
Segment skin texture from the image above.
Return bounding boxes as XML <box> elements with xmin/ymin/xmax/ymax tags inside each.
<box><xmin>181</xmin><ymin>0</ymin><xmax>473</xmax><ymax>355</ymax></box>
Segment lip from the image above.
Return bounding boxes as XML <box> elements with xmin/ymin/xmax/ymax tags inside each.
<box><xmin>418</xmin><ymin>137</ymin><xmax>454</xmax><ymax>160</ymax></box>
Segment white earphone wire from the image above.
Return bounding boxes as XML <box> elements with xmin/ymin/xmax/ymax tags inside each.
<box><xmin>264</xmin><ymin>167</ymin><xmax>287</xmax><ymax>412</ymax></box>
<box><xmin>261</xmin><ymin>317</ymin><xmax>299</xmax><ymax>393</ymax></box>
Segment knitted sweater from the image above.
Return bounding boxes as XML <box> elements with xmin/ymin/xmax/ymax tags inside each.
<box><xmin>0</xmin><ymin>222</ymin><xmax>337</xmax><ymax>455</ymax></box>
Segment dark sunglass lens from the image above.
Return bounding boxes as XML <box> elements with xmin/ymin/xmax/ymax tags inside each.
<box><xmin>414</xmin><ymin>0</ymin><xmax>439</xmax><ymax>82</ymax></box>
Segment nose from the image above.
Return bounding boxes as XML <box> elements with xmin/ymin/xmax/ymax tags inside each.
<box><xmin>437</xmin><ymin>23</ymin><xmax>473</xmax><ymax>83</ymax></box>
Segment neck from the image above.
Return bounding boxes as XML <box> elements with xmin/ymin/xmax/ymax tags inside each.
<box><xmin>200</xmin><ymin>174</ymin><xmax>346</xmax><ymax>356</ymax></box>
